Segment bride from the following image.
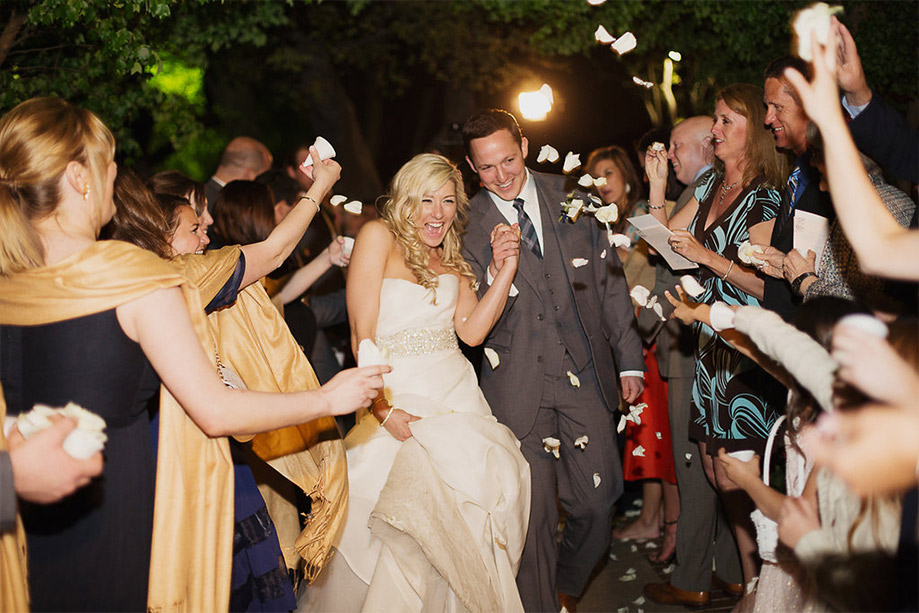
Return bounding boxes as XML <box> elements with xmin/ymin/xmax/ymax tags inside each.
<box><xmin>303</xmin><ymin>153</ymin><xmax>531</xmax><ymax>612</ymax></box>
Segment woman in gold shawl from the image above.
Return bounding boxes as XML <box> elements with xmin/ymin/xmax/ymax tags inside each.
<box><xmin>0</xmin><ymin>97</ymin><xmax>387</xmax><ymax>612</ymax></box>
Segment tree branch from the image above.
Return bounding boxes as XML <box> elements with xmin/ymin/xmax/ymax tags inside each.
<box><xmin>0</xmin><ymin>11</ymin><xmax>27</xmax><ymax>69</ymax></box>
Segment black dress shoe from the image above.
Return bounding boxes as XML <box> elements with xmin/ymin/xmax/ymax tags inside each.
<box><xmin>712</xmin><ymin>575</ymin><xmax>744</xmax><ymax>597</ymax></box>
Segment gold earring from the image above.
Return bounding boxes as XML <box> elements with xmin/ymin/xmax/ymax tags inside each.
<box><xmin>82</xmin><ymin>184</ymin><xmax>90</xmax><ymax>201</ymax></box>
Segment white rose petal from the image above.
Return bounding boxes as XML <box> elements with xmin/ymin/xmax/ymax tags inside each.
<box><xmin>630</xmin><ymin>285</ymin><xmax>651</xmax><ymax>307</ymax></box>
<box><xmin>609</xmin><ymin>552</ymin><xmax>618</xmax><ymax>561</ymax></box>
<box><xmin>611</xmin><ymin>31</ymin><xmax>637</xmax><ymax>55</ymax></box>
<box><xmin>645</xmin><ymin>541</ymin><xmax>659</xmax><ymax>549</ymax></box>
<box><xmin>617</xmin><ymin>414</ymin><xmax>628</xmax><ymax>433</ymax></box>
<box><xmin>575</xmin><ymin>435</ymin><xmax>589</xmax><ymax>450</ymax></box>
<box><xmin>619</xmin><ymin>573</ymin><xmax>637</xmax><ymax>582</ymax></box>
<box><xmin>632</xmin><ymin>76</ymin><xmax>654</xmax><ymax>89</ymax></box>
<box><xmin>651</xmin><ymin>141</ymin><xmax>666</xmax><ymax>152</ymax></box>
<box><xmin>737</xmin><ymin>240</ymin><xmax>766</xmax><ymax>266</ymax></box>
<box><xmin>61</xmin><ymin>402</ymin><xmax>106</xmax><ymax>433</ymax></box>
<box><xmin>594</xmin><ymin>24</ymin><xmax>615</xmax><ymax>44</ymax></box>
<box><xmin>593</xmin><ymin>472</ymin><xmax>601</xmax><ymax>488</ymax></box>
<box><xmin>542</xmin><ymin>436</ymin><xmax>561</xmax><ymax>459</ymax></box>
<box><xmin>600</xmin><ymin>249</ymin><xmax>607</xmax><ymax>259</ymax></box>
<box><xmin>578</xmin><ymin>173</ymin><xmax>594</xmax><ymax>188</ymax></box>
<box><xmin>632</xmin><ymin>445</ymin><xmax>646</xmax><ymax>457</ymax></box>
<box><xmin>539</xmin><ymin>83</ymin><xmax>554</xmax><ymax>104</ymax></box>
<box><xmin>685</xmin><ymin>452</ymin><xmax>693</xmax><ymax>461</ymax></box>
<box><xmin>563</xmin><ymin>151</ymin><xmax>581</xmax><ymax>173</ymax></box>
<box><xmin>655</xmin><ymin>431</ymin><xmax>662</xmax><ymax>440</ymax></box>
<box><xmin>571</xmin><ymin>258</ymin><xmax>589</xmax><ymax>268</ymax></box>
<box><xmin>663</xmin><ymin>563</ymin><xmax>675</xmax><ymax>574</ymax></box>
<box><xmin>63</xmin><ymin>429</ymin><xmax>107</xmax><ymax>460</ymax></box>
<box><xmin>567</xmin><ymin>371</ymin><xmax>581</xmax><ymax>388</ymax></box>
<box><xmin>537</xmin><ymin>144</ymin><xmax>560</xmax><ymax>164</ymax></box>
<box><xmin>329</xmin><ymin>194</ymin><xmax>347</xmax><ymax>206</ymax></box>
<box><xmin>343</xmin><ymin>200</ymin><xmax>363</xmax><ymax>215</ymax></box>
<box><xmin>610</xmin><ymin>233</ymin><xmax>631</xmax><ymax>248</ymax></box>
<box><xmin>357</xmin><ymin>338</ymin><xmax>391</xmax><ymax>367</ymax></box>
<box><xmin>679</xmin><ymin>275</ymin><xmax>705</xmax><ymax>298</ymax></box>
<box><xmin>594</xmin><ymin>203</ymin><xmax>619</xmax><ymax>224</ymax></box>
<box><xmin>634</xmin><ymin>596</ymin><xmax>646</xmax><ymax>606</ymax></box>
<box><xmin>652</xmin><ymin>301</ymin><xmax>666</xmax><ymax>322</ymax></box>
<box><xmin>484</xmin><ymin>347</ymin><xmax>500</xmax><ymax>370</ymax></box>
<box><xmin>593</xmin><ymin>176</ymin><xmax>607</xmax><ymax>188</ymax></box>
<box><xmin>793</xmin><ymin>3</ymin><xmax>844</xmax><ymax>62</ymax></box>
<box><xmin>630</xmin><ymin>543</ymin><xmax>639</xmax><ymax>552</ymax></box>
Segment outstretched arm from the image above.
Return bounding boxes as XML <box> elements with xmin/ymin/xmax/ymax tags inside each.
<box><xmin>276</xmin><ymin>237</ymin><xmax>347</xmax><ymax>305</ymax></box>
<box><xmin>239</xmin><ymin>146</ymin><xmax>341</xmax><ymax>287</ymax></box>
<box><xmin>784</xmin><ymin>29</ymin><xmax>919</xmax><ymax>280</ymax></box>
<box><xmin>116</xmin><ymin>287</ymin><xmax>387</xmax><ymax>437</ymax></box>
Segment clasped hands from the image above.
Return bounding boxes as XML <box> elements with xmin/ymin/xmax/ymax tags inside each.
<box><xmin>487</xmin><ymin>223</ymin><xmax>521</xmax><ymax>278</ymax></box>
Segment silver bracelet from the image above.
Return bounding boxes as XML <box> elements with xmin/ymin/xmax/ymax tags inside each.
<box><xmin>721</xmin><ymin>260</ymin><xmax>734</xmax><ymax>282</ymax></box>
<box><xmin>648</xmin><ymin>202</ymin><xmax>665</xmax><ymax>210</ymax></box>
<box><xmin>299</xmin><ymin>194</ymin><xmax>320</xmax><ymax>211</ymax></box>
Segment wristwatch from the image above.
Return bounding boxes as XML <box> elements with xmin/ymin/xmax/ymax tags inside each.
<box><xmin>791</xmin><ymin>271</ymin><xmax>817</xmax><ymax>295</ymax></box>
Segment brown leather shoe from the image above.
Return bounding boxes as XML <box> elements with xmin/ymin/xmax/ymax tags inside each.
<box><xmin>644</xmin><ymin>582</ymin><xmax>710</xmax><ymax>607</ymax></box>
<box><xmin>558</xmin><ymin>591</ymin><xmax>579</xmax><ymax>613</ymax></box>
<box><xmin>712</xmin><ymin>575</ymin><xmax>744</xmax><ymax>597</ymax></box>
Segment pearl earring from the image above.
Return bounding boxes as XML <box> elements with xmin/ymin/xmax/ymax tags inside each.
<box><xmin>625</xmin><ymin>184</ymin><xmax>631</xmax><ymax>194</ymax></box>
<box><xmin>82</xmin><ymin>184</ymin><xmax>90</xmax><ymax>200</ymax></box>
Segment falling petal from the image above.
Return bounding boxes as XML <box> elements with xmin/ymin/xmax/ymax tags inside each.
<box><xmin>617</xmin><ymin>414</ymin><xmax>628</xmax><ymax>433</ymax></box>
<box><xmin>632</xmin><ymin>445</ymin><xmax>646</xmax><ymax>457</ymax></box>
<box><xmin>663</xmin><ymin>563</ymin><xmax>675</xmax><ymax>574</ymax></box>
<box><xmin>539</xmin><ymin>83</ymin><xmax>554</xmax><ymax>104</ymax></box>
<box><xmin>630</xmin><ymin>285</ymin><xmax>651</xmax><ymax>307</ymax></box>
<box><xmin>652</xmin><ymin>301</ymin><xmax>666</xmax><ymax>322</ymax></box>
<box><xmin>594</xmin><ymin>203</ymin><xmax>619</xmax><ymax>224</ymax></box>
<box><xmin>685</xmin><ymin>452</ymin><xmax>692</xmax><ymax>461</ymax></box>
<box><xmin>619</xmin><ymin>573</ymin><xmax>637</xmax><ymax>582</ymax></box>
<box><xmin>609</xmin><ymin>552</ymin><xmax>618</xmax><ymax>561</ymax></box>
<box><xmin>484</xmin><ymin>347</ymin><xmax>500</xmax><ymax>370</ymax></box>
<box><xmin>679</xmin><ymin>274</ymin><xmax>705</xmax><ymax>298</ymax></box>
<box><xmin>593</xmin><ymin>472</ymin><xmax>601</xmax><ymax>488</ymax></box>
<box><xmin>645</xmin><ymin>541</ymin><xmax>658</xmax><ymax>549</ymax></box>
<box><xmin>563</xmin><ymin>151</ymin><xmax>581</xmax><ymax>173</ymax></box>
<box><xmin>633</xmin><ymin>599</ymin><xmax>646</xmax><ymax>609</ymax></box>
<box><xmin>611</xmin><ymin>31</ymin><xmax>637</xmax><ymax>55</ymax></box>
<box><xmin>537</xmin><ymin>144</ymin><xmax>560</xmax><ymax>164</ymax></box>
<box><xmin>578</xmin><ymin>173</ymin><xmax>594</xmax><ymax>188</ymax></box>
<box><xmin>575</xmin><ymin>435</ymin><xmax>589</xmax><ymax>450</ymax></box>
<box><xmin>588</xmin><ymin>194</ymin><xmax>603</xmax><ymax>206</ymax></box>
<box><xmin>610</xmin><ymin>234</ymin><xmax>631</xmax><ymax>248</ymax></box>
<box><xmin>594</xmin><ymin>24</ymin><xmax>615</xmax><ymax>44</ymax></box>
<box><xmin>646</xmin><ymin>295</ymin><xmax>659</xmax><ymax>310</ymax></box>
<box><xmin>571</xmin><ymin>258</ymin><xmax>589</xmax><ymax>268</ymax></box>
<box><xmin>632</xmin><ymin>76</ymin><xmax>654</xmax><ymax>89</ymax></box>
<box><xmin>567</xmin><ymin>371</ymin><xmax>581</xmax><ymax>387</ymax></box>
<box><xmin>343</xmin><ymin>200</ymin><xmax>363</xmax><ymax>215</ymax></box>
<box><xmin>542</xmin><ymin>436</ymin><xmax>561</xmax><ymax>459</ymax></box>
<box><xmin>655</xmin><ymin>431</ymin><xmax>662</xmax><ymax>440</ymax></box>
<box><xmin>593</xmin><ymin>176</ymin><xmax>607</xmax><ymax>187</ymax></box>
<box><xmin>600</xmin><ymin>249</ymin><xmax>608</xmax><ymax>259</ymax></box>
<box><xmin>357</xmin><ymin>338</ymin><xmax>391</xmax><ymax>367</ymax></box>
<box><xmin>630</xmin><ymin>544</ymin><xmax>639</xmax><ymax>552</ymax></box>
<box><xmin>329</xmin><ymin>194</ymin><xmax>347</xmax><ymax>206</ymax></box>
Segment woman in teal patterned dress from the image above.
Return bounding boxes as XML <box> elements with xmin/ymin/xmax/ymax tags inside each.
<box><xmin>645</xmin><ymin>83</ymin><xmax>788</xmax><ymax>590</ymax></box>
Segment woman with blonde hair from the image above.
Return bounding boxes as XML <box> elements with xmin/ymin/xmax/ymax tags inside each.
<box><xmin>644</xmin><ymin>83</ymin><xmax>787</xmax><ymax>593</ymax></box>
<box><xmin>0</xmin><ymin>97</ymin><xmax>386</xmax><ymax>611</ymax></box>
<box><xmin>304</xmin><ymin>153</ymin><xmax>531</xmax><ymax>612</ymax></box>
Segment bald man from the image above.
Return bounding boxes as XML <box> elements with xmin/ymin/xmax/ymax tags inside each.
<box><xmin>641</xmin><ymin>117</ymin><xmax>744</xmax><ymax>608</ymax></box>
<box><xmin>205</xmin><ymin>136</ymin><xmax>273</xmax><ymax>211</ymax></box>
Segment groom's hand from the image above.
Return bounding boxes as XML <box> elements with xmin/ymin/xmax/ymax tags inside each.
<box><xmin>488</xmin><ymin>223</ymin><xmax>518</xmax><ymax>276</ymax></box>
<box><xmin>620</xmin><ymin>376</ymin><xmax>645</xmax><ymax>404</ymax></box>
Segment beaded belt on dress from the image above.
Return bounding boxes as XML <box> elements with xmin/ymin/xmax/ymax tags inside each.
<box><xmin>375</xmin><ymin>326</ymin><xmax>458</xmax><ymax>357</ymax></box>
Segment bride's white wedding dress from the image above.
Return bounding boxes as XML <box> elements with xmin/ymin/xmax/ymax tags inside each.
<box><xmin>302</xmin><ymin>275</ymin><xmax>530</xmax><ymax>613</ymax></box>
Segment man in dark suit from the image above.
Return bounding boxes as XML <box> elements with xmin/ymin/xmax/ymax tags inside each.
<box><xmin>760</xmin><ymin>56</ymin><xmax>835</xmax><ymax>321</ymax></box>
<box><xmin>640</xmin><ymin>117</ymin><xmax>743</xmax><ymax>608</ymax></box>
<box><xmin>461</xmin><ymin>109</ymin><xmax>645</xmax><ymax>612</ymax></box>
<box><xmin>205</xmin><ymin>136</ymin><xmax>273</xmax><ymax>214</ymax></box>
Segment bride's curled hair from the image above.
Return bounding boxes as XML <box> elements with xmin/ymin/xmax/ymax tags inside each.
<box><xmin>379</xmin><ymin>153</ymin><xmax>477</xmax><ymax>293</ymax></box>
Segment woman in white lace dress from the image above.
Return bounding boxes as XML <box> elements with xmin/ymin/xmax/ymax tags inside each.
<box><xmin>303</xmin><ymin>153</ymin><xmax>531</xmax><ymax>613</ymax></box>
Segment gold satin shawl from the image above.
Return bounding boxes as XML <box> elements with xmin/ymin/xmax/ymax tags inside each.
<box><xmin>0</xmin><ymin>392</ymin><xmax>29</xmax><ymax>613</ymax></box>
<box><xmin>172</xmin><ymin>247</ymin><xmax>348</xmax><ymax>582</ymax></box>
<box><xmin>0</xmin><ymin>241</ymin><xmax>234</xmax><ymax>613</ymax></box>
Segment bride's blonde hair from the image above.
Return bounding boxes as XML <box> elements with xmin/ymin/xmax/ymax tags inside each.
<box><xmin>379</xmin><ymin>153</ymin><xmax>476</xmax><ymax>293</ymax></box>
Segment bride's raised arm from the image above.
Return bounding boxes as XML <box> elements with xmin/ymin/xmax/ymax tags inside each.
<box><xmin>346</xmin><ymin>219</ymin><xmax>393</xmax><ymax>358</ymax></box>
<box><xmin>454</xmin><ymin>223</ymin><xmax>520</xmax><ymax>346</ymax></box>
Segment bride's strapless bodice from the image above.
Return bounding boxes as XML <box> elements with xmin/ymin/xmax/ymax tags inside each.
<box><xmin>375</xmin><ymin>275</ymin><xmax>459</xmax><ymax>356</ymax></box>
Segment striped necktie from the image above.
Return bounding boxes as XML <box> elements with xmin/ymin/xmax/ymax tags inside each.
<box><xmin>783</xmin><ymin>165</ymin><xmax>803</xmax><ymax>221</ymax></box>
<box><xmin>513</xmin><ymin>198</ymin><xmax>542</xmax><ymax>259</ymax></box>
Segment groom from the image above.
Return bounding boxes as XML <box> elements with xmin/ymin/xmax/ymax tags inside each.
<box><xmin>461</xmin><ymin>109</ymin><xmax>645</xmax><ymax>611</ymax></box>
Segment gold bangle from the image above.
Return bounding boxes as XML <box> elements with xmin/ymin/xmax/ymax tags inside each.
<box><xmin>299</xmin><ymin>194</ymin><xmax>319</xmax><ymax>211</ymax></box>
<box><xmin>379</xmin><ymin>405</ymin><xmax>395</xmax><ymax>426</ymax></box>
<box><xmin>721</xmin><ymin>260</ymin><xmax>734</xmax><ymax>282</ymax></box>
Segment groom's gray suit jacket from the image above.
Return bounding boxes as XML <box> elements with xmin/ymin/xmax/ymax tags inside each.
<box><xmin>462</xmin><ymin>170</ymin><xmax>644</xmax><ymax>438</ymax></box>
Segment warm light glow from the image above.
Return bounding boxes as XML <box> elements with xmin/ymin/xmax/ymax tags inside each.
<box><xmin>668</xmin><ymin>50</ymin><xmax>682</xmax><ymax>62</ymax></box>
<box><xmin>518</xmin><ymin>85</ymin><xmax>553</xmax><ymax>121</ymax></box>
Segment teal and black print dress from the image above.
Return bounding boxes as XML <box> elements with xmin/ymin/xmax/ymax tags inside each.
<box><xmin>685</xmin><ymin>170</ymin><xmax>785</xmax><ymax>456</ymax></box>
